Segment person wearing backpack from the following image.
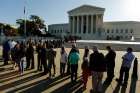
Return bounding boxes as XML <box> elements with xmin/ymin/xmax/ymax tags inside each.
<box><xmin>89</xmin><ymin>46</ymin><xmax>106</xmax><ymax>93</ymax></box>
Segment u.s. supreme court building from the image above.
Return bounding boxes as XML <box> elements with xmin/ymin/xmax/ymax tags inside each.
<box><xmin>48</xmin><ymin>5</ymin><xmax>140</xmax><ymax>40</ymax></box>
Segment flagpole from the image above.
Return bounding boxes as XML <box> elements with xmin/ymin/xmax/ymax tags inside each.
<box><xmin>24</xmin><ymin>0</ymin><xmax>26</xmax><ymax>38</ymax></box>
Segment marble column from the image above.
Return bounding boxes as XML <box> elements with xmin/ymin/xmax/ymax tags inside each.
<box><xmin>86</xmin><ymin>15</ymin><xmax>89</xmax><ymax>34</ymax></box>
<box><xmin>69</xmin><ymin>16</ymin><xmax>72</xmax><ymax>34</ymax></box>
<box><xmin>77</xmin><ymin>16</ymin><xmax>79</xmax><ymax>34</ymax></box>
<box><xmin>81</xmin><ymin>15</ymin><xmax>84</xmax><ymax>34</ymax></box>
<box><xmin>93</xmin><ymin>15</ymin><xmax>96</xmax><ymax>33</ymax></box>
<box><xmin>73</xmin><ymin>16</ymin><xmax>75</xmax><ymax>34</ymax></box>
<box><xmin>75</xmin><ymin>16</ymin><xmax>77</xmax><ymax>34</ymax></box>
<box><xmin>91</xmin><ymin>15</ymin><xmax>93</xmax><ymax>34</ymax></box>
<box><xmin>96</xmin><ymin>15</ymin><xmax>98</xmax><ymax>32</ymax></box>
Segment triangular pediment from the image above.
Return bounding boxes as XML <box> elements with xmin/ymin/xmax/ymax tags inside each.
<box><xmin>68</xmin><ymin>5</ymin><xmax>105</xmax><ymax>15</ymax></box>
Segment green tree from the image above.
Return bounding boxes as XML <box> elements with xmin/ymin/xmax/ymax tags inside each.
<box><xmin>16</xmin><ymin>15</ymin><xmax>46</xmax><ymax>36</ymax></box>
<box><xmin>3</xmin><ymin>24</ymin><xmax>17</xmax><ymax>36</ymax></box>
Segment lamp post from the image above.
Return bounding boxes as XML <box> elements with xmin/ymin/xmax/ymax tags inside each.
<box><xmin>24</xmin><ymin>0</ymin><xmax>27</xmax><ymax>38</ymax></box>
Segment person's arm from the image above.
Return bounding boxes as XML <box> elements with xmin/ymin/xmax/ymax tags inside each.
<box><xmin>89</xmin><ymin>54</ymin><xmax>92</xmax><ymax>70</ymax></box>
<box><xmin>65</xmin><ymin>53</ymin><xmax>68</xmax><ymax>63</ymax></box>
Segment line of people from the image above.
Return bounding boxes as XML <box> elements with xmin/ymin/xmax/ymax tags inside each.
<box><xmin>81</xmin><ymin>46</ymin><xmax>136</xmax><ymax>93</ymax></box>
<box><xmin>2</xmin><ymin>39</ymin><xmax>137</xmax><ymax>93</ymax></box>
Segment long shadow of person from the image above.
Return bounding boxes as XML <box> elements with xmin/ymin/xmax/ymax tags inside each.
<box><xmin>15</xmin><ymin>74</ymin><xmax>71</xmax><ymax>93</ymax></box>
<box><xmin>120</xmin><ymin>86</ymin><xmax>127</xmax><ymax>93</ymax></box>
<box><xmin>113</xmin><ymin>84</ymin><xmax>121</xmax><ymax>93</ymax></box>
<box><xmin>129</xmin><ymin>57</ymin><xmax>138</xmax><ymax>93</ymax></box>
<box><xmin>102</xmin><ymin>79</ymin><xmax>113</xmax><ymax>93</ymax></box>
<box><xmin>129</xmin><ymin>78</ymin><xmax>138</xmax><ymax>93</ymax></box>
<box><xmin>51</xmin><ymin>79</ymin><xmax>83</xmax><ymax>93</ymax></box>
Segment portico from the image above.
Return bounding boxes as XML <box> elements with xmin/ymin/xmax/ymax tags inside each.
<box><xmin>68</xmin><ymin>5</ymin><xmax>105</xmax><ymax>39</ymax></box>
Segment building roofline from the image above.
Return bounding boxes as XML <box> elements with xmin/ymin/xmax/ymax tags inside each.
<box><xmin>104</xmin><ymin>21</ymin><xmax>140</xmax><ymax>24</ymax></box>
<box><xmin>68</xmin><ymin>4</ymin><xmax>105</xmax><ymax>14</ymax></box>
<box><xmin>48</xmin><ymin>23</ymin><xmax>68</xmax><ymax>26</ymax></box>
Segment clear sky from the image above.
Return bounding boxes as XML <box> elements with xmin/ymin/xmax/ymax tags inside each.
<box><xmin>0</xmin><ymin>0</ymin><xmax>140</xmax><ymax>25</ymax></box>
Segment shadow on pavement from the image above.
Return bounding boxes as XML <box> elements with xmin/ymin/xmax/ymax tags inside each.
<box><xmin>7</xmin><ymin>74</ymin><xmax>71</xmax><ymax>93</ymax></box>
<box><xmin>102</xmin><ymin>79</ymin><xmax>113</xmax><ymax>93</ymax></box>
<box><xmin>0</xmin><ymin>72</ymin><xmax>43</xmax><ymax>91</ymax></box>
<box><xmin>113</xmin><ymin>84</ymin><xmax>121</xmax><ymax>93</ymax></box>
<box><xmin>51</xmin><ymin>79</ymin><xmax>83</xmax><ymax>93</ymax></box>
<box><xmin>113</xmin><ymin>84</ymin><xmax>127</xmax><ymax>93</ymax></box>
<box><xmin>129</xmin><ymin>78</ymin><xmax>138</xmax><ymax>93</ymax></box>
<box><xmin>0</xmin><ymin>70</ymin><xmax>19</xmax><ymax>80</ymax></box>
<box><xmin>0</xmin><ymin>70</ymin><xmax>36</xmax><ymax>83</ymax></box>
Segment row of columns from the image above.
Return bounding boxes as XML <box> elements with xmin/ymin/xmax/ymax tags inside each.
<box><xmin>69</xmin><ymin>14</ymin><xmax>103</xmax><ymax>35</ymax></box>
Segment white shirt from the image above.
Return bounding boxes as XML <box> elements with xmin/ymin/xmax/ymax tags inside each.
<box><xmin>60</xmin><ymin>52</ymin><xmax>68</xmax><ymax>63</ymax></box>
<box><xmin>122</xmin><ymin>52</ymin><xmax>135</xmax><ymax>68</ymax></box>
<box><xmin>9</xmin><ymin>41</ymin><xmax>17</xmax><ymax>49</ymax></box>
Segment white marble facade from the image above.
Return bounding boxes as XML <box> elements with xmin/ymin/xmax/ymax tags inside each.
<box><xmin>48</xmin><ymin>5</ymin><xmax>140</xmax><ymax>40</ymax></box>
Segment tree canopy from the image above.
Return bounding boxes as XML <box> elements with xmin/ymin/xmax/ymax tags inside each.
<box><xmin>16</xmin><ymin>15</ymin><xmax>46</xmax><ymax>36</ymax></box>
<box><xmin>0</xmin><ymin>23</ymin><xmax>17</xmax><ymax>36</ymax></box>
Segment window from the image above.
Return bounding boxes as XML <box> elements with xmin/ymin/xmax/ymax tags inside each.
<box><xmin>125</xmin><ymin>29</ymin><xmax>128</xmax><ymax>33</ymax></box>
<box><xmin>125</xmin><ymin>36</ymin><xmax>128</xmax><ymax>39</ymax></box>
<box><xmin>112</xmin><ymin>29</ymin><xmax>114</xmax><ymax>33</ymax></box>
<box><xmin>116</xmin><ymin>29</ymin><xmax>118</xmax><ymax>33</ymax></box>
<box><xmin>107</xmin><ymin>29</ymin><xmax>109</xmax><ymax>33</ymax></box>
<box><xmin>51</xmin><ymin>30</ymin><xmax>53</xmax><ymax>33</ymax></box>
<box><xmin>121</xmin><ymin>29</ymin><xmax>123</xmax><ymax>33</ymax></box>
<box><xmin>130</xmin><ymin>29</ymin><xmax>133</xmax><ymax>33</ymax></box>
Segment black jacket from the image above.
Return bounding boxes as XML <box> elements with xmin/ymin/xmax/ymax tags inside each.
<box><xmin>89</xmin><ymin>51</ymin><xmax>106</xmax><ymax>72</ymax></box>
<box><xmin>105</xmin><ymin>50</ymin><xmax>116</xmax><ymax>67</ymax></box>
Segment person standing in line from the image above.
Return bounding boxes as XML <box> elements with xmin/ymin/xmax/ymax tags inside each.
<box><xmin>116</xmin><ymin>47</ymin><xmax>135</xmax><ymax>86</ymax></box>
<box><xmin>81</xmin><ymin>46</ymin><xmax>90</xmax><ymax>89</ymax></box>
<box><xmin>89</xmin><ymin>46</ymin><xmax>106</xmax><ymax>93</ymax></box>
<box><xmin>48</xmin><ymin>44</ymin><xmax>56</xmax><ymax>78</ymax></box>
<box><xmin>14</xmin><ymin>43</ymin><xmax>22</xmax><ymax>74</ymax></box>
<box><xmin>69</xmin><ymin>48</ymin><xmax>80</xmax><ymax>83</ymax></box>
<box><xmin>60</xmin><ymin>46</ymin><xmax>68</xmax><ymax>76</ymax></box>
<box><xmin>36</xmin><ymin>42</ymin><xmax>42</xmax><ymax>71</ymax></box>
<box><xmin>2</xmin><ymin>40</ymin><xmax>10</xmax><ymax>65</ymax></box>
<box><xmin>26</xmin><ymin>42</ymin><xmax>34</xmax><ymax>69</ymax></box>
<box><xmin>104</xmin><ymin>46</ymin><xmax>116</xmax><ymax>84</ymax></box>
<box><xmin>40</xmin><ymin>43</ymin><xmax>48</xmax><ymax>75</ymax></box>
<box><xmin>67</xmin><ymin>44</ymin><xmax>79</xmax><ymax>75</ymax></box>
<box><xmin>19</xmin><ymin>42</ymin><xmax>26</xmax><ymax>75</ymax></box>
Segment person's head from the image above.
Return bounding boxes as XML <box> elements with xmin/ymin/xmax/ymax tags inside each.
<box><xmin>85</xmin><ymin>46</ymin><xmax>89</xmax><ymax>50</ymax></box>
<box><xmin>61</xmin><ymin>46</ymin><xmax>65</xmax><ymax>50</ymax></box>
<box><xmin>15</xmin><ymin>43</ymin><xmax>20</xmax><ymax>49</ymax></box>
<box><xmin>42</xmin><ymin>43</ymin><xmax>46</xmax><ymax>48</ymax></box>
<box><xmin>127</xmin><ymin>47</ymin><xmax>133</xmax><ymax>53</ymax></box>
<box><xmin>92</xmin><ymin>46</ymin><xmax>98</xmax><ymax>52</ymax></box>
<box><xmin>106</xmin><ymin>46</ymin><xmax>111</xmax><ymax>51</ymax></box>
<box><xmin>72</xmin><ymin>43</ymin><xmax>76</xmax><ymax>49</ymax></box>
<box><xmin>84</xmin><ymin>46</ymin><xmax>89</xmax><ymax>57</ymax></box>
<box><xmin>61</xmin><ymin>46</ymin><xmax>65</xmax><ymax>54</ymax></box>
<box><xmin>49</xmin><ymin>44</ymin><xmax>53</xmax><ymax>49</ymax></box>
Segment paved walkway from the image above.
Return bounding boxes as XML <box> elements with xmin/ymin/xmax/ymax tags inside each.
<box><xmin>0</xmin><ymin>48</ymin><xmax>140</xmax><ymax>93</ymax></box>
